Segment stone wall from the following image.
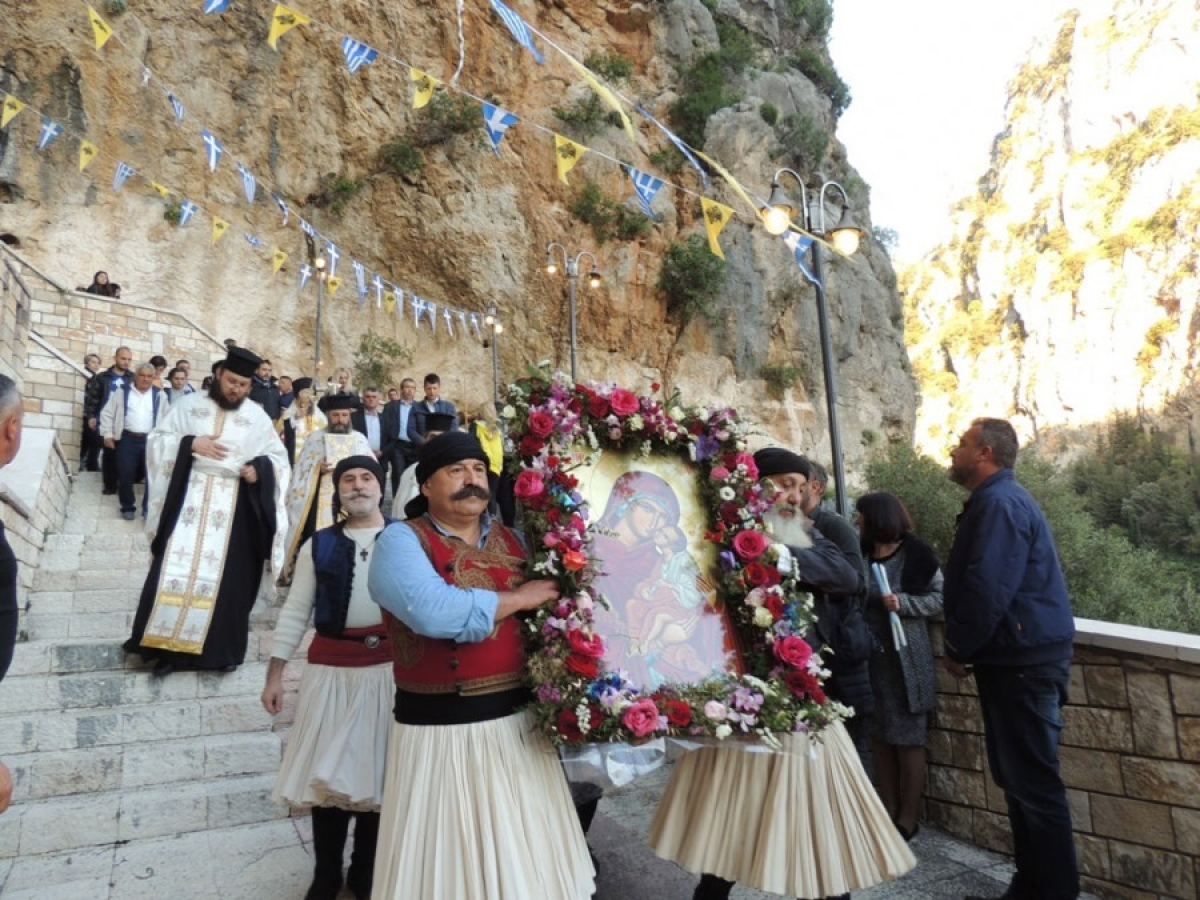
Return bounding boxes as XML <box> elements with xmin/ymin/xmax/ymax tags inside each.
<box><xmin>0</xmin><ymin>253</ymin><xmax>32</xmax><ymax>385</ymax></box>
<box><xmin>0</xmin><ymin>429</ymin><xmax>72</xmax><ymax>612</ymax></box>
<box><xmin>926</xmin><ymin>619</ymin><xmax>1200</xmax><ymax>900</ymax></box>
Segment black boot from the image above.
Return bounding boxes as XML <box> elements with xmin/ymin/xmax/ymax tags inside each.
<box><xmin>693</xmin><ymin>873</ymin><xmax>735</xmax><ymax>900</ymax></box>
<box><xmin>345</xmin><ymin>811</ymin><xmax>380</xmax><ymax>900</ymax></box>
<box><xmin>306</xmin><ymin>806</ymin><xmax>351</xmax><ymax>900</ymax></box>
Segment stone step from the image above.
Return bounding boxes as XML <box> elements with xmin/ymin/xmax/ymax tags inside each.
<box><xmin>8</xmin><ymin>632</ymin><xmax>271</xmax><ymax>678</ymax></box>
<box><xmin>0</xmin><ymin>693</ymin><xmax>273</xmax><ymax>757</ymax></box>
<box><xmin>0</xmin><ymin>772</ymin><xmax>287</xmax><ymax>859</ymax></box>
<box><xmin>4</xmin><ymin>731</ymin><xmax>281</xmax><ymax>804</ymax></box>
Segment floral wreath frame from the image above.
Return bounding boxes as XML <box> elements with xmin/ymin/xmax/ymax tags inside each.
<box><xmin>500</xmin><ymin>372</ymin><xmax>847</xmax><ymax>747</ymax></box>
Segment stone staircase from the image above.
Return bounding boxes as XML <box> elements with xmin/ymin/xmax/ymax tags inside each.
<box><xmin>0</xmin><ymin>471</ymin><xmax>316</xmax><ymax>899</ymax></box>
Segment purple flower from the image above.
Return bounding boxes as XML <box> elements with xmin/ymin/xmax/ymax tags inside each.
<box><xmin>695</xmin><ymin>434</ymin><xmax>721</xmax><ymax>462</ymax></box>
<box><xmin>718</xmin><ymin>550</ymin><xmax>737</xmax><ymax>572</ymax></box>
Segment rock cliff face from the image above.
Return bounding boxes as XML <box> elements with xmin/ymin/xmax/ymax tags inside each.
<box><xmin>905</xmin><ymin>0</ymin><xmax>1200</xmax><ymax>456</ymax></box>
<box><xmin>1</xmin><ymin>0</ymin><xmax>913</xmax><ymax>473</ymax></box>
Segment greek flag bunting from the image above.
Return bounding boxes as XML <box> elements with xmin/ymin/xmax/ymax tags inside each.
<box><xmin>203</xmin><ymin>0</ymin><xmax>231</xmax><ymax>12</ymax></box>
<box><xmin>427</xmin><ymin>301</ymin><xmax>438</xmax><ymax>334</ymax></box>
<box><xmin>299</xmin><ymin>218</ymin><xmax>316</xmax><ymax>238</ymax></box>
<box><xmin>325</xmin><ymin>240</ymin><xmax>340</xmax><ymax>276</ymax></box>
<box><xmin>167</xmin><ymin>93</ymin><xmax>185</xmax><ymax>124</ymax></box>
<box><xmin>38</xmin><ymin>118</ymin><xmax>63</xmax><ymax>150</ymax></box>
<box><xmin>341</xmin><ymin>37</ymin><xmax>378</xmax><ymax>74</ymax></box>
<box><xmin>629</xmin><ymin>168</ymin><xmax>664</xmax><ymax>219</ymax></box>
<box><xmin>458</xmin><ymin>310</ymin><xmax>468</xmax><ymax>334</ymax></box>
<box><xmin>298</xmin><ymin>262</ymin><xmax>313</xmax><ymax>291</ymax></box>
<box><xmin>201</xmin><ymin>130</ymin><xmax>223</xmax><ymax>171</ymax></box>
<box><xmin>469</xmin><ymin>313</ymin><xmax>482</xmax><ymax>341</ymax></box>
<box><xmin>482</xmin><ymin>103</ymin><xmax>519</xmax><ymax>156</ymax></box>
<box><xmin>488</xmin><ymin>0</ymin><xmax>543</xmax><ymax>63</ymax></box>
<box><xmin>372</xmin><ymin>274</ymin><xmax>384</xmax><ymax>307</ymax></box>
<box><xmin>112</xmin><ymin>161</ymin><xmax>135</xmax><ymax>191</ymax></box>
<box><xmin>177</xmin><ymin>199</ymin><xmax>198</xmax><ymax>227</ymax></box>
<box><xmin>638</xmin><ymin>105</ymin><xmax>709</xmax><ymax>190</ymax></box>
<box><xmin>443</xmin><ymin>307</ymin><xmax>454</xmax><ymax>338</ymax></box>
<box><xmin>781</xmin><ymin>231</ymin><xmax>819</xmax><ymax>287</ymax></box>
<box><xmin>411</xmin><ymin>296</ymin><xmax>424</xmax><ymax>328</ymax></box>
<box><xmin>352</xmin><ymin>260</ymin><xmax>368</xmax><ymax>307</ymax></box>
<box><xmin>245</xmin><ymin>233</ymin><xmax>264</xmax><ymax>248</ymax></box>
<box><xmin>236</xmin><ymin>163</ymin><xmax>256</xmax><ymax>203</ymax></box>
<box><xmin>271</xmin><ymin>192</ymin><xmax>289</xmax><ymax>225</ymax></box>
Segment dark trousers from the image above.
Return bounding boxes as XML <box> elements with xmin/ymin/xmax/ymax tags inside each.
<box><xmin>101</xmin><ymin>441</ymin><xmax>118</xmax><ymax>492</ymax></box>
<box><xmin>81</xmin><ymin>419</ymin><xmax>102</xmax><ymax>471</ymax></box>
<box><xmin>975</xmin><ymin>660</ymin><xmax>1079</xmax><ymax>900</ymax></box>
<box><xmin>387</xmin><ymin>443</ymin><xmax>415</xmax><ymax>495</ymax></box>
<box><xmin>115</xmin><ymin>434</ymin><xmax>148</xmax><ymax>515</ymax></box>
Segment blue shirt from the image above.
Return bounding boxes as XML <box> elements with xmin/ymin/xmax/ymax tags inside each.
<box><xmin>397</xmin><ymin>401</ymin><xmax>412</xmax><ymax>439</ymax></box>
<box><xmin>368</xmin><ymin>515</ymin><xmax>500</xmax><ymax>643</ymax></box>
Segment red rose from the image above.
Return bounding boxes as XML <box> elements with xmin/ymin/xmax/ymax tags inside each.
<box><xmin>565</xmin><ymin>654</ymin><xmax>600</xmax><ymax>679</ymax></box>
<box><xmin>745</xmin><ymin>561</ymin><xmax>780</xmax><ymax>588</ymax></box>
<box><xmin>734</xmin><ymin>452</ymin><xmax>759</xmax><ymax>480</ymax></box>
<box><xmin>567</xmin><ymin>629</ymin><xmax>605</xmax><ymax>658</ymax></box>
<box><xmin>764</xmin><ymin>592</ymin><xmax>784</xmax><ymax>620</ymax></box>
<box><xmin>720</xmin><ymin>501</ymin><xmax>742</xmax><ymax>525</ymax></box>
<box><xmin>519</xmin><ymin>434</ymin><xmax>545</xmax><ymax>457</ymax></box>
<box><xmin>587</xmin><ymin>395</ymin><xmax>610</xmax><ymax>418</ymax></box>
<box><xmin>773</xmin><ymin>635</ymin><xmax>814</xmax><ymax>669</ymax></box>
<box><xmin>528</xmin><ymin>411</ymin><xmax>555</xmax><ymax>439</ymax></box>
<box><xmin>783</xmin><ymin>669</ymin><xmax>819</xmax><ymax>700</ymax></box>
<box><xmin>556</xmin><ymin>708</ymin><xmax>584</xmax><ymax>742</ymax></box>
<box><xmin>664</xmin><ymin>699</ymin><xmax>692</xmax><ymax>727</ymax></box>
<box><xmin>562</xmin><ymin>549</ymin><xmax>588</xmax><ymax>572</ymax></box>
<box><xmin>651</xmin><ymin>382</ymin><xmax>661</xmax><ymax>392</ymax></box>
<box><xmin>567</xmin><ymin>397</ymin><xmax>583</xmax><ymax>414</ymax></box>
<box><xmin>732</xmin><ymin>529</ymin><xmax>771</xmax><ymax>561</ymax></box>
<box><xmin>512</xmin><ymin>470</ymin><xmax>546</xmax><ymax>500</ymax></box>
<box><xmin>609</xmin><ymin>388</ymin><xmax>638</xmax><ymax>416</ymax></box>
<box><xmin>545</xmin><ymin>507</ymin><xmax>562</xmax><ymax>524</ymax></box>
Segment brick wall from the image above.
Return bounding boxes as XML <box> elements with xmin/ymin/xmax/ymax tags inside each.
<box><xmin>927</xmin><ymin>619</ymin><xmax>1200</xmax><ymax>899</ymax></box>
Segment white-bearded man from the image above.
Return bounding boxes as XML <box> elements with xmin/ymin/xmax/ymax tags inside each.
<box><xmin>124</xmin><ymin>346</ymin><xmax>289</xmax><ymax>676</ymax></box>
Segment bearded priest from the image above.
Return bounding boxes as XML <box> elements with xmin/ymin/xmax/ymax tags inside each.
<box><xmin>124</xmin><ymin>346</ymin><xmax>290</xmax><ymax>676</ymax></box>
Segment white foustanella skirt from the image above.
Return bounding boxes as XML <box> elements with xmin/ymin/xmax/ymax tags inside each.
<box><xmin>271</xmin><ymin>661</ymin><xmax>394</xmax><ymax>811</ymax></box>
<box><xmin>371</xmin><ymin>709</ymin><xmax>596</xmax><ymax>900</ymax></box>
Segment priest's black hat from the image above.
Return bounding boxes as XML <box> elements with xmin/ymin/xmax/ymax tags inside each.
<box><xmin>753</xmin><ymin>448</ymin><xmax>811</xmax><ymax>479</ymax></box>
<box><xmin>423</xmin><ymin>412</ymin><xmax>455</xmax><ymax>434</ymax></box>
<box><xmin>221</xmin><ymin>346</ymin><xmax>262</xmax><ymax>379</ymax></box>
<box><xmin>291</xmin><ymin>377</ymin><xmax>314</xmax><ymax>393</ymax></box>
<box><xmin>319</xmin><ymin>393</ymin><xmax>361</xmax><ymax>413</ymax></box>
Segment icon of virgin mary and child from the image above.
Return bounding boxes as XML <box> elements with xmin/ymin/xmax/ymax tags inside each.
<box><xmin>590</xmin><ymin>470</ymin><xmax>739</xmax><ymax>692</ymax></box>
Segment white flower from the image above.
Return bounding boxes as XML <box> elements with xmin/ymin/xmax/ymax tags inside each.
<box><xmin>669</xmin><ymin>406</ymin><xmax>685</xmax><ymax>420</ymax></box>
<box><xmin>753</xmin><ymin>607</ymin><xmax>774</xmax><ymax>628</ymax></box>
<box><xmin>587</xmin><ymin>429</ymin><xmax>599</xmax><ymax>449</ymax></box>
<box><xmin>577</xmin><ymin>703</ymin><xmax>593</xmax><ymax>734</ymax></box>
<box><xmin>718</xmin><ymin>486</ymin><xmax>735</xmax><ymax>501</ymax></box>
<box><xmin>501</xmin><ymin>405</ymin><xmax>516</xmax><ymax>419</ymax></box>
<box><xmin>628</xmin><ymin>414</ymin><xmax>644</xmax><ymax>431</ymax></box>
<box><xmin>744</xmin><ymin>588</ymin><xmax>766</xmax><ymax>608</ymax></box>
<box><xmin>736</xmin><ymin>439</ymin><xmax>747</xmax><ymax>451</ymax></box>
<box><xmin>774</xmin><ymin>544</ymin><xmax>793</xmax><ymax>574</ymax></box>
<box><xmin>664</xmin><ymin>430</ymin><xmax>677</xmax><ymax>443</ymax></box>
<box><xmin>715</xmin><ymin>724</ymin><xmax>733</xmax><ymax>740</ymax></box>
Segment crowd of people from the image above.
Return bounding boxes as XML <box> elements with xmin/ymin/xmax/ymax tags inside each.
<box><xmin>61</xmin><ymin>342</ymin><xmax>1080</xmax><ymax>900</ymax></box>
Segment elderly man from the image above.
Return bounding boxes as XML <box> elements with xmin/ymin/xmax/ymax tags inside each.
<box><xmin>99</xmin><ymin>362</ymin><xmax>168</xmax><ymax>520</ymax></box>
<box><xmin>367</xmin><ymin>432</ymin><xmax>594</xmax><ymax>899</ymax></box>
<box><xmin>946</xmin><ymin>419</ymin><xmax>1078</xmax><ymax>900</ymax></box>
<box><xmin>351</xmin><ymin>386</ymin><xmax>387</xmax><ymax>487</ymax></box>
<box><xmin>283</xmin><ymin>395</ymin><xmax>373</xmax><ymax>582</ymax></box>
<box><xmin>123</xmin><ymin>346</ymin><xmax>290</xmax><ymax>676</ymax></box>
<box><xmin>651</xmin><ymin>446</ymin><xmax>911</xmax><ymax>900</ymax></box>
<box><xmin>0</xmin><ymin>374</ymin><xmax>24</xmax><ymax>815</ymax></box>
<box><xmin>263</xmin><ymin>456</ymin><xmax>394</xmax><ymax>900</ymax></box>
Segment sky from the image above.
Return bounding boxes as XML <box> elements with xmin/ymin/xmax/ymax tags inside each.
<box><xmin>829</xmin><ymin>0</ymin><xmax>1074</xmax><ymax>262</ymax></box>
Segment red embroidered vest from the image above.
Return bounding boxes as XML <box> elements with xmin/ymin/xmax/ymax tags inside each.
<box><xmin>383</xmin><ymin>517</ymin><xmax>528</xmax><ymax>695</ymax></box>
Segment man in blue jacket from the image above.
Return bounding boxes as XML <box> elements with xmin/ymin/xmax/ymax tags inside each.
<box><xmin>944</xmin><ymin>418</ymin><xmax>1078</xmax><ymax>900</ymax></box>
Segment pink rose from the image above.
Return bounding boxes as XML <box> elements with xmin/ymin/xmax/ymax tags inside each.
<box><xmin>734</xmin><ymin>452</ymin><xmax>759</xmax><ymax>480</ymax></box>
<box><xmin>621</xmin><ymin>698</ymin><xmax>661</xmax><ymax>738</ymax></box>
<box><xmin>567</xmin><ymin>629</ymin><xmax>605</xmax><ymax>659</ymax></box>
<box><xmin>528</xmin><ymin>411</ymin><xmax>555</xmax><ymax>439</ymax></box>
<box><xmin>732</xmin><ymin>529</ymin><xmax>771</xmax><ymax>561</ymax></box>
<box><xmin>703</xmin><ymin>700</ymin><xmax>728</xmax><ymax>721</ymax></box>
<box><xmin>609</xmin><ymin>388</ymin><xmax>638</xmax><ymax>416</ymax></box>
<box><xmin>744</xmin><ymin>587</ymin><xmax>767</xmax><ymax>608</ymax></box>
<box><xmin>773</xmin><ymin>635</ymin><xmax>814</xmax><ymax>669</ymax></box>
<box><xmin>512</xmin><ymin>470</ymin><xmax>545</xmax><ymax>500</ymax></box>
<box><xmin>562</xmin><ymin>549</ymin><xmax>588</xmax><ymax>572</ymax></box>
<box><xmin>710</xmin><ymin>466</ymin><xmax>730</xmax><ymax>481</ymax></box>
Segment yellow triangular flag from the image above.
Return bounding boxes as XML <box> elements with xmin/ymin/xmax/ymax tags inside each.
<box><xmin>88</xmin><ymin>6</ymin><xmax>113</xmax><ymax>50</ymax></box>
<box><xmin>562</xmin><ymin>54</ymin><xmax>635</xmax><ymax>144</ymax></box>
<box><xmin>554</xmin><ymin>135</ymin><xmax>586</xmax><ymax>185</ymax></box>
<box><xmin>326</xmin><ymin>275</ymin><xmax>342</xmax><ymax>296</ymax></box>
<box><xmin>79</xmin><ymin>140</ymin><xmax>98</xmax><ymax>172</ymax></box>
<box><xmin>385</xmin><ymin>291</ymin><xmax>397</xmax><ymax>314</ymax></box>
<box><xmin>410</xmin><ymin>68</ymin><xmax>438</xmax><ymax>110</ymax></box>
<box><xmin>693</xmin><ymin>149</ymin><xmax>760</xmax><ymax>219</ymax></box>
<box><xmin>211</xmin><ymin>216</ymin><xmax>229</xmax><ymax>245</ymax></box>
<box><xmin>267</xmin><ymin>4</ymin><xmax>310</xmax><ymax>50</ymax></box>
<box><xmin>1</xmin><ymin>95</ymin><xmax>25</xmax><ymax>129</ymax></box>
<box><xmin>150</xmin><ymin>181</ymin><xmax>170</xmax><ymax>198</ymax></box>
<box><xmin>272</xmin><ymin>248</ymin><xmax>287</xmax><ymax>274</ymax></box>
<box><xmin>701</xmin><ymin>198</ymin><xmax>734</xmax><ymax>259</ymax></box>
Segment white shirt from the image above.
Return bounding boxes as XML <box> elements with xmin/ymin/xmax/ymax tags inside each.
<box><xmin>124</xmin><ymin>387</ymin><xmax>155</xmax><ymax>433</ymax></box>
<box><xmin>363</xmin><ymin>411</ymin><xmax>381</xmax><ymax>452</ymax></box>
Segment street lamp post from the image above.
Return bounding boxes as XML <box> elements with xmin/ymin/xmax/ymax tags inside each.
<box><xmin>762</xmin><ymin>169</ymin><xmax>864</xmax><ymax>519</ymax></box>
<box><xmin>313</xmin><ymin>255</ymin><xmax>327</xmax><ymax>383</ymax></box>
<box><xmin>545</xmin><ymin>242</ymin><xmax>602</xmax><ymax>384</ymax></box>
<box><xmin>484</xmin><ymin>306</ymin><xmax>504</xmax><ymax>405</ymax></box>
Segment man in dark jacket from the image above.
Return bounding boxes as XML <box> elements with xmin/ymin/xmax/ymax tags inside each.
<box><xmin>82</xmin><ymin>346</ymin><xmax>132</xmax><ymax>493</ymax></box>
<box><xmin>945</xmin><ymin>418</ymin><xmax>1077</xmax><ymax>900</ymax></box>
<box><xmin>248</xmin><ymin>358</ymin><xmax>282</xmax><ymax>423</ymax></box>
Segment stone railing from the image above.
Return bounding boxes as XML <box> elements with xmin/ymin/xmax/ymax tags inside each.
<box><xmin>926</xmin><ymin>618</ymin><xmax>1200</xmax><ymax>900</ymax></box>
<box><xmin>0</xmin><ymin>429</ymin><xmax>72</xmax><ymax>610</ymax></box>
<box><xmin>0</xmin><ymin>250</ymin><xmax>33</xmax><ymax>384</ymax></box>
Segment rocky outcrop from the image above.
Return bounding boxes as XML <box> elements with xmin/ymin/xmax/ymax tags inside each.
<box><xmin>1</xmin><ymin>0</ymin><xmax>914</xmax><ymax>476</ymax></box>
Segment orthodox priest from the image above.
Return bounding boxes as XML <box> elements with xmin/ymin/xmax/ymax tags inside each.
<box><xmin>282</xmin><ymin>395</ymin><xmax>372</xmax><ymax>582</ymax></box>
<box><xmin>124</xmin><ymin>346</ymin><xmax>290</xmax><ymax>676</ymax></box>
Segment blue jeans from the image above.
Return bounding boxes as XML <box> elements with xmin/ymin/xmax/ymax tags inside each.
<box><xmin>974</xmin><ymin>660</ymin><xmax>1079</xmax><ymax>900</ymax></box>
<box><xmin>115</xmin><ymin>433</ymin><xmax>148</xmax><ymax>515</ymax></box>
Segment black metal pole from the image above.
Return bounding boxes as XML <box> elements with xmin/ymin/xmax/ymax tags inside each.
<box><xmin>810</xmin><ymin>240</ymin><xmax>850</xmax><ymax>519</ymax></box>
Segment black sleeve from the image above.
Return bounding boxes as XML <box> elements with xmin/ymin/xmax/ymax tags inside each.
<box><xmin>0</xmin><ymin>526</ymin><xmax>18</xmax><ymax>682</ymax></box>
<box><xmin>792</xmin><ymin>530</ymin><xmax>862</xmax><ymax>595</ymax></box>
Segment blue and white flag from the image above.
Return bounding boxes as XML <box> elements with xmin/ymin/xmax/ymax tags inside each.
<box><xmin>178</xmin><ymin>199</ymin><xmax>199</xmax><ymax>227</ymax></box>
<box><xmin>299</xmin><ymin>262</ymin><xmax>313</xmax><ymax>291</ymax></box>
<box><xmin>637</xmin><ymin>105</ymin><xmax>709</xmax><ymax>190</ymax></box>
<box><xmin>271</xmin><ymin>191</ymin><xmax>289</xmax><ymax>226</ymax></box>
<box><xmin>427</xmin><ymin>301</ymin><xmax>438</xmax><ymax>334</ymax></box>
<box><xmin>443</xmin><ymin>307</ymin><xmax>454</xmax><ymax>338</ymax></box>
<box><xmin>203</xmin><ymin>0</ymin><xmax>231</xmax><ymax>12</ymax></box>
<box><xmin>482</xmin><ymin>103</ymin><xmax>519</xmax><ymax>156</ymax></box>
<box><xmin>352</xmin><ymin>259</ymin><xmax>368</xmax><ymax>307</ymax></box>
<box><xmin>112</xmin><ymin>161</ymin><xmax>135</xmax><ymax>191</ymax></box>
<box><xmin>469</xmin><ymin>313</ymin><xmax>482</xmax><ymax>341</ymax></box>
<box><xmin>341</xmin><ymin>37</ymin><xmax>378</xmax><ymax>74</ymax></box>
<box><xmin>236</xmin><ymin>163</ymin><xmax>256</xmax><ymax>203</ymax></box>
<box><xmin>781</xmin><ymin>231</ymin><xmax>819</xmax><ymax>287</ymax></box>
<box><xmin>167</xmin><ymin>93</ymin><xmax>185</xmax><ymax>124</ymax></box>
<box><xmin>458</xmin><ymin>310</ymin><xmax>468</xmax><ymax>334</ymax></box>
<box><xmin>629</xmin><ymin>167</ymin><xmax>664</xmax><ymax>219</ymax></box>
<box><xmin>325</xmin><ymin>240</ymin><xmax>341</xmax><ymax>276</ymax></box>
<box><xmin>411</xmin><ymin>295</ymin><xmax>424</xmax><ymax>328</ymax></box>
<box><xmin>372</xmin><ymin>274</ymin><xmax>385</xmax><ymax>308</ymax></box>
<box><xmin>245</xmin><ymin>233</ymin><xmax>264</xmax><ymax>248</ymax></box>
<box><xmin>488</xmin><ymin>0</ymin><xmax>544</xmax><ymax>63</ymax></box>
<box><xmin>299</xmin><ymin>218</ymin><xmax>316</xmax><ymax>239</ymax></box>
<box><xmin>201</xmin><ymin>130</ymin><xmax>224</xmax><ymax>172</ymax></box>
<box><xmin>38</xmin><ymin>118</ymin><xmax>63</xmax><ymax>151</ymax></box>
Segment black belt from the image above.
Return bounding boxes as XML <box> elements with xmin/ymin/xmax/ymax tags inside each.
<box><xmin>122</xmin><ymin>431</ymin><xmax>149</xmax><ymax>439</ymax></box>
<box><xmin>393</xmin><ymin>686</ymin><xmax>531</xmax><ymax>726</ymax></box>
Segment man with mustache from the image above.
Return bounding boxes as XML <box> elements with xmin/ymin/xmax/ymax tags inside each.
<box><xmin>366</xmin><ymin>431</ymin><xmax>594</xmax><ymax>899</ymax></box>
<box><xmin>262</xmin><ymin>456</ymin><xmax>394</xmax><ymax>900</ymax></box>
<box><xmin>282</xmin><ymin>394</ymin><xmax>372</xmax><ymax>583</ymax></box>
<box><xmin>124</xmin><ymin>346</ymin><xmax>290</xmax><ymax>676</ymax></box>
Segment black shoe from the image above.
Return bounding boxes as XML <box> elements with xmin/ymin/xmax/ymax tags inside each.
<box><xmin>345</xmin><ymin>863</ymin><xmax>372</xmax><ymax>900</ymax></box>
<box><xmin>151</xmin><ymin>660</ymin><xmax>175</xmax><ymax>677</ymax></box>
<box><xmin>220</xmin><ymin>664</ymin><xmax>238</xmax><ymax>673</ymax></box>
<box><xmin>897</xmin><ymin>822</ymin><xmax>920</xmax><ymax>842</ymax></box>
<box><xmin>303</xmin><ymin>871</ymin><xmax>343</xmax><ymax>900</ymax></box>
<box><xmin>102</xmin><ymin>487</ymin><xmax>117</xmax><ymax>495</ymax></box>
<box><xmin>963</xmin><ymin>891</ymin><xmax>1027</xmax><ymax>900</ymax></box>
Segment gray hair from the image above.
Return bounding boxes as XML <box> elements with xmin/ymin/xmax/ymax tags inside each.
<box><xmin>807</xmin><ymin>460</ymin><xmax>829</xmax><ymax>488</ymax></box>
<box><xmin>0</xmin><ymin>374</ymin><xmax>20</xmax><ymax>419</ymax></box>
<box><xmin>135</xmin><ymin>363</ymin><xmax>156</xmax><ymax>376</ymax></box>
<box><xmin>972</xmin><ymin>417</ymin><xmax>1019</xmax><ymax>468</ymax></box>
